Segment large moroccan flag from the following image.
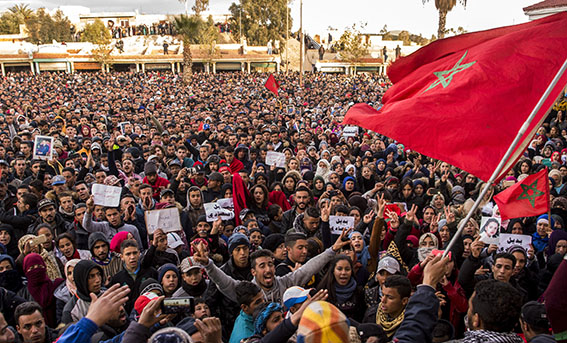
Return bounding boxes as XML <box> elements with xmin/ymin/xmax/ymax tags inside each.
<box><xmin>493</xmin><ymin>168</ymin><xmax>550</xmax><ymax>220</ymax></box>
<box><xmin>343</xmin><ymin>12</ymin><xmax>567</xmax><ymax>182</ymax></box>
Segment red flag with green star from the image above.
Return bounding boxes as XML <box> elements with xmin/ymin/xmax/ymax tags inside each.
<box><xmin>264</xmin><ymin>73</ymin><xmax>279</xmax><ymax>96</ymax></box>
<box><xmin>493</xmin><ymin>168</ymin><xmax>550</xmax><ymax>220</ymax></box>
<box><xmin>343</xmin><ymin>12</ymin><xmax>567</xmax><ymax>182</ymax></box>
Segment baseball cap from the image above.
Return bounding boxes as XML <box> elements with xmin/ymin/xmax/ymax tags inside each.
<box><xmin>91</xmin><ymin>142</ymin><xmax>102</xmax><ymax>151</ymax></box>
<box><xmin>283</xmin><ymin>286</ymin><xmax>311</xmax><ymax>309</ymax></box>
<box><xmin>160</xmin><ymin>188</ymin><xmax>174</xmax><ymax>197</ymax></box>
<box><xmin>179</xmin><ymin>256</ymin><xmax>202</xmax><ymax>273</ymax></box>
<box><xmin>52</xmin><ymin>175</ymin><xmax>66</xmax><ymax>186</ymax></box>
<box><xmin>167</xmin><ymin>232</ymin><xmax>184</xmax><ymax>249</ymax></box>
<box><xmin>38</xmin><ymin>199</ymin><xmax>55</xmax><ymax>211</ymax></box>
<box><xmin>377</xmin><ymin>256</ymin><xmax>400</xmax><ymax>274</ymax></box>
<box><xmin>521</xmin><ymin>301</ymin><xmax>550</xmax><ymax>330</ymax></box>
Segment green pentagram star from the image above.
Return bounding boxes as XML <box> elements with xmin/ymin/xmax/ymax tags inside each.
<box><xmin>517</xmin><ymin>179</ymin><xmax>545</xmax><ymax>208</ymax></box>
<box><xmin>424</xmin><ymin>51</ymin><xmax>476</xmax><ymax>93</ymax></box>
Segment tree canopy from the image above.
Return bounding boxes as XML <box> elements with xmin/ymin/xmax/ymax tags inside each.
<box><xmin>81</xmin><ymin>19</ymin><xmax>111</xmax><ymax>45</ymax></box>
<box><xmin>25</xmin><ymin>8</ymin><xmax>72</xmax><ymax>44</ymax></box>
<box><xmin>335</xmin><ymin>24</ymin><xmax>370</xmax><ymax>62</ymax></box>
<box><xmin>228</xmin><ymin>0</ymin><xmax>290</xmax><ymax>46</ymax></box>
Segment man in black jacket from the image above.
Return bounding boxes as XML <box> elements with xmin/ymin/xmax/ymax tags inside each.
<box><xmin>205</xmin><ymin>232</ymin><xmax>253</xmax><ymax>341</ymax></box>
<box><xmin>0</xmin><ymin>287</ymin><xmax>25</xmax><ymax>327</ymax></box>
<box><xmin>109</xmin><ymin>240</ymin><xmax>157</xmax><ymax>313</ymax></box>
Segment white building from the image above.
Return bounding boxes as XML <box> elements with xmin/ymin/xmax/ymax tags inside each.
<box><xmin>524</xmin><ymin>0</ymin><xmax>567</xmax><ymax>20</ymax></box>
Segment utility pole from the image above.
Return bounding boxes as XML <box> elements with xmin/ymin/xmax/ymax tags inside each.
<box><xmin>239</xmin><ymin>9</ymin><xmax>242</xmax><ymax>43</ymax></box>
<box><xmin>299</xmin><ymin>0</ymin><xmax>303</xmax><ymax>87</ymax></box>
<box><xmin>286</xmin><ymin>2</ymin><xmax>289</xmax><ymax>74</ymax></box>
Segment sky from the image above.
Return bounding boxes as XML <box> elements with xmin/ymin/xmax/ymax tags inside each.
<box><xmin>0</xmin><ymin>0</ymin><xmax>539</xmax><ymax>37</ymax></box>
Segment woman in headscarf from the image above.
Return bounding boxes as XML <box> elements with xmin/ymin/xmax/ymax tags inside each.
<box><xmin>23</xmin><ymin>253</ymin><xmax>64</xmax><ymax>327</ymax></box>
<box><xmin>17</xmin><ymin>234</ymin><xmax>63</xmax><ymax>280</ymax></box>
<box><xmin>0</xmin><ymin>225</ymin><xmax>19</xmax><ymax>259</ymax></box>
<box><xmin>311</xmin><ymin>175</ymin><xmax>325</xmax><ymax>200</ymax></box>
<box><xmin>341</xmin><ymin>176</ymin><xmax>357</xmax><ymax>199</ymax></box>
<box><xmin>314</xmin><ymin>159</ymin><xmax>331</xmax><ymax>182</ymax></box>
<box><xmin>0</xmin><ymin>254</ymin><xmax>29</xmax><ymax>300</ymax></box>
<box><xmin>55</xmin><ymin>233</ymin><xmax>91</xmax><ymax>265</ymax></box>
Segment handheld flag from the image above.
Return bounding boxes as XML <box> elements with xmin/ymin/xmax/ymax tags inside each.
<box><xmin>343</xmin><ymin>12</ymin><xmax>567</xmax><ymax>182</ymax></box>
<box><xmin>264</xmin><ymin>74</ymin><xmax>279</xmax><ymax>96</ymax></box>
<box><xmin>493</xmin><ymin>169</ymin><xmax>550</xmax><ymax>220</ymax></box>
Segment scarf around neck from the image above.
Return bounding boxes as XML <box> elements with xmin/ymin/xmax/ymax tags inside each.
<box><xmin>376</xmin><ymin>305</ymin><xmax>405</xmax><ymax>338</ymax></box>
<box><xmin>462</xmin><ymin>330</ymin><xmax>524</xmax><ymax>343</ymax></box>
<box><xmin>335</xmin><ymin>278</ymin><xmax>357</xmax><ymax>304</ymax></box>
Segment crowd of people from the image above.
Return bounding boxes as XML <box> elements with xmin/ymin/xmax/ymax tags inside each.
<box><xmin>0</xmin><ymin>69</ymin><xmax>564</xmax><ymax>343</ymax></box>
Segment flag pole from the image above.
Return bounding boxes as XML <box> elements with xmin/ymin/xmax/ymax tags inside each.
<box><xmin>443</xmin><ymin>57</ymin><xmax>567</xmax><ymax>257</ymax></box>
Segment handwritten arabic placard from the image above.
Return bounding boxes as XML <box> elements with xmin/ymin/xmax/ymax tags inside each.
<box><xmin>216</xmin><ymin>198</ymin><xmax>234</xmax><ymax>216</ymax></box>
<box><xmin>145</xmin><ymin>208</ymin><xmax>182</xmax><ymax>234</ymax></box>
<box><xmin>498</xmin><ymin>234</ymin><xmax>532</xmax><ymax>253</ymax></box>
<box><xmin>329</xmin><ymin>216</ymin><xmax>355</xmax><ymax>235</ymax></box>
<box><xmin>91</xmin><ymin>184</ymin><xmax>121</xmax><ymax>207</ymax></box>
<box><xmin>265</xmin><ymin>151</ymin><xmax>287</xmax><ymax>169</ymax></box>
<box><xmin>342</xmin><ymin>126</ymin><xmax>359</xmax><ymax>137</ymax></box>
<box><xmin>204</xmin><ymin>202</ymin><xmax>234</xmax><ymax>221</ymax></box>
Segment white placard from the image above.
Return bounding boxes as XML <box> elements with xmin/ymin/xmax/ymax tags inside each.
<box><xmin>342</xmin><ymin>126</ymin><xmax>359</xmax><ymax>137</ymax></box>
<box><xmin>145</xmin><ymin>208</ymin><xmax>182</xmax><ymax>234</ymax></box>
<box><xmin>498</xmin><ymin>234</ymin><xmax>532</xmax><ymax>253</ymax></box>
<box><xmin>265</xmin><ymin>151</ymin><xmax>286</xmax><ymax>168</ymax></box>
<box><xmin>479</xmin><ymin>216</ymin><xmax>501</xmax><ymax>245</ymax></box>
<box><xmin>216</xmin><ymin>198</ymin><xmax>234</xmax><ymax>218</ymax></box>
<box><xmin>33</xmin><ymin>135</ymin><xmax>53</xmax><ymax>160</ymax></box>
<box><xmin>91</xmin><ymin>184</ymin><xmax>121</xmax><ymax>207</ymax></box>
<box><xmin>204</xmin><ymin>202</ymin><xmax>234</xmax><ymax>222</ymax></box>
<box><xmin>329</xmin><ymin>216</ymin><xmax>355</xmax><ymax>235</ymax></box>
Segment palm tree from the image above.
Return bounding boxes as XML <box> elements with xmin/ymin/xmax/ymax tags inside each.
<box><xmin>422</xmin><ymin>0</ymin><xmax>467</xmax><ymax>39</ymax></box>
<box><xmin>9</xmin><ymin>3</ymin><xmax>34</xmax><ymax>24</ymax></box>
<box><xmin>174</xmin><ymin>15</ymin><xmax>201</xmax><ymax>83</ymax></box>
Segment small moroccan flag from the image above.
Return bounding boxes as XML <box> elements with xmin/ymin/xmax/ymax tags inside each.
<box><xmin>264</xmin><ymin>73</ymin><xmax>279</xmax><ymax>96</ymax></box>
<box><xmin>494</xmin><ymin>168</ymin><xmax>550</xmax><ymax>220</ymax></box>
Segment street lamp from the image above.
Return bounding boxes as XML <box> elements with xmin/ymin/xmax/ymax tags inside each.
<box><xmin>239</xmin><ymin>9</ymin><xmax>242</xmax><ymax>44</ymax></box>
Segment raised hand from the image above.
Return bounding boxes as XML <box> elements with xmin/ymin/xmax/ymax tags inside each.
<box><xmin>470</xmin><ymin>236</ymin><xmax>485</xmax><ymax>259</ymax></box>
<box><xmin>191</xmin><ymin>241</ymin><xmax>210</xmax><ymax>265</ymax></box>
<box><xmin>320</xmin><ymin>201</ymin><xmax>331</xmax><ymax>222</ymax></box>
<box><xmin>363</xmin><ymin>210</ymin><xmax>375</xmax><ymax>224</ymax></box>
<box><xmin>386</xmin><ymin>210</ymin><xmax>399</xmax><ymax>229</ymax></box>
<box><xmin>86</xmin><ymin>284</ymin><xmax>130</xmax><ymax>327</ymax></box>
<box><xmin>422</xmin><ymin>254</ymin><xmax>451</xmax><ymax>288</ymax></box>
<box><xmin>332</xmin><ymin>227</ymin><xmax>353</xmax><ymax>252</ymax></box>
<box><xmin>376</xmin><ymin>193</ymin><xmax>386</xmax><ymax>218</ymax></box>
<box><xmin>405</xmin><ymin>204</ymin><xmax>418</xmax><ymax>224</ymax></box>
<box><xmin>291</xmin><ymin>289</ymin><xmax>329</xmax><ymax>325</ymax></box>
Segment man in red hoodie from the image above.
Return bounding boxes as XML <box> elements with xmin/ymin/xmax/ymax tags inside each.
<box><xmin>142</xmin><ymin>162</ymin><xmax>170</xmax><ymax>201</ymax></box>
<box><xmin>225</xmin><ymin>146</ymin><xmax>243</xmax><ymax>174</ymax></box>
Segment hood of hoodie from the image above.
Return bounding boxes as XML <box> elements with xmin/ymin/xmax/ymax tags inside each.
<box><xmin>88</xmin><ymin>232</ymin><xmax>109</xmax><ymax>255</ymax></box>
<box><xmin>74</xmin><ymin>260</ymin><xmax>103</xmax><ymax>301</ymax></box>
<box><xmin>185</xmin><ymin>186</ymin><xmax>205</xmax><ymax>211</ymax></box>
<box><xmin>235</xmin><ymin>144</ymin><xmax>250</xmax><ymax>163</ymax></box>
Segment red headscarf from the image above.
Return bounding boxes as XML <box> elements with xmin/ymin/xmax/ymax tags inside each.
<box><xmin>110</xmin><ymin>231</ymin><xmax>130</xmax><ymax>253</ymax></box>
<box><xmin>23</xmin><ymin>253</ymin><xmax>64</xmax><ymax>327</ymax></box>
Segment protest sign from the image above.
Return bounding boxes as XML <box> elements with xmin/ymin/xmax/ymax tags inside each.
<box><xmin>119</xmin><ymin>121</ymin><xmax>131</xmax><ymax>134</ymax></box>
<box><xmin>145</xmin><ymin>208</ymin><xmax>182</xmax><ymax>234</ymax></box>
<box><xmin>342</xmin><ymin>126</ymin><xmax>359</xmax><ymax>137</ymax></box>
<box><xmin>216</xmin><ymin>198</ymin><xmax>234</xmax><ymax>217</ymax></box>
<box><xmin>265</xmin><ymin>151</ymin><xmax>286</xmax><ymax>168</ymax></box>
<box><xmin>91</xmin><ymin>184</ymin><xmax>121</xmax><ymax>207</ymax></box>
<box><xmin>498</xmin><ymin>234</ymin><xmax>532</xmax><ymax>253</ymax></box>
<box><xmin>329</xmin><ymin>216</ymin><xmax>355</xmax><ymax>235</ymax></box>
<box><xmin>479</xmin><ymin>216</ymin><xmax>501</xmax><ymax>245</ymax></box>
<box><xmin>33</xmin><ymin>135</ymin><xmax>53</xmax><ymax>160</ymax></box>
<box><xmin>204</xmin><ymin>202</ymin><xmax>234</xmax><ymax>221</ymax></box>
